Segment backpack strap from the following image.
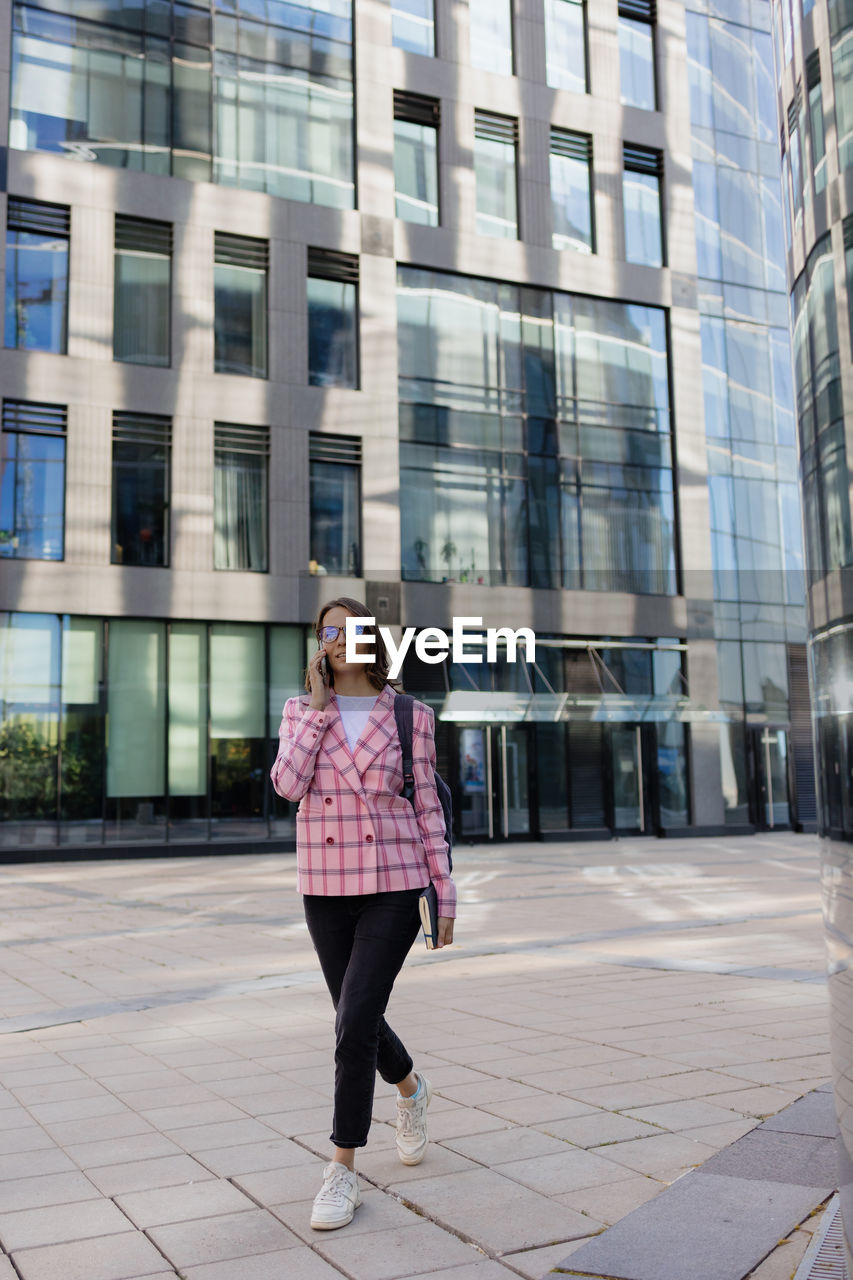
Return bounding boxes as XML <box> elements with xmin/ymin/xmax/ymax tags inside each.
<box><xmin>394</xmin><ymin>693</ymin><xmax>416</xmax><ymax>807</ymax></box>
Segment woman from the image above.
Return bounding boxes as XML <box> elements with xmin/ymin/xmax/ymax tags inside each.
<box><xmin>271</xmin><ymin>596</ymin><xmax>456</xmax><ymax>1231</ymax></box>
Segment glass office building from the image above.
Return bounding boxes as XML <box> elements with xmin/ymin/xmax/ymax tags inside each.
<box><xmin>771</xmin><ymin>0</ymin><xmax>853</xmax><ymax>1263</ymax></box>
<box><xmin>0</xmin><ymin>0</ymin><xmax>813</xmax><ymax>853</ymax></box>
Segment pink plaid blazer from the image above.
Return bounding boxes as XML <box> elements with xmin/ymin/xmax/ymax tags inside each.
<box><xmin>271</xmin><ymin>684</ymin><xmax>456</xmax><ymax>918</ymax></box>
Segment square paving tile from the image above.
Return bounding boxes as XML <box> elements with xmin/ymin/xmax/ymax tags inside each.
<box><xmin>183</xmin><ymin>1248</ymin><xmax>336</xmax><ymax>1280</ymax></box>
<box><xmin>398</xmin><ymin>1167</ymin><xmax>600</xmax><ymax>1252</ymax></box>
<box><xmin>147</xmin><ymin>1208</ymin><xmax>298</xmax><ymax>1267</ymax></box>
<box><xmin>11</xmin><ymin>1230</ymin><xmax>169</xmax><ymax>1280</ymax></box>
<box><xmin>314</xmin><ymin>1219</ymin><xmax>481</xmax><ymax>1280</ymax></box>
<box><xmin>0</xmin><ymin>1199</ymin><xmax>131</xmax><ymax>1252</ymax></box>
<box><xmin>85</xmin><ymin>1154</ymin><xmax>216</xmax><ymax>1197</ymax></box>
<box><xmin>116</xmin><ymin>1179</ymin><xmax>256</xmax><ymax>1227</ymax></box>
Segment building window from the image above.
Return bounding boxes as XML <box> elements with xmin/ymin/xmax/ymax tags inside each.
<box><xmin>619</xmin><ymin>1</ymin><xmax>656</xmax><ymax>110</ymax></box>
<box><xmin>544</xmin><ymin>0</ymin><xmax>587</xmax><ymax>93</ymax></box>
<box><xmin>807</xmin><ymin>52</ymin><xmax>826</xmax><ymax>194</ymax></box>
<box><xmin>0</xmin><ymin>400</ymin><xmax>66</xmax><ymax>560</ymax></box>
<box><xmin>623</xmin><ymin>144</ymin><xmax>664</xmax><ymax>266</ymax></box>
<box><xmin>469</xmin><ymin>0</ymin><xmax>513</xmax><ymax>76</ymax></box>
<box><xmin>111</xmin><ymin>413</ymin><xmax>171</xmax><ymax>567</ymax></box>
<box><xmin>393</xmin><ymin>91</ymin><xmax>440</xmax><ymax>226</ymax></box>
<box><xmin>214</xmin><ymin>233</ymin><xmax>268</xmax><ymax>378</ymax></box>
<box><xmin>392</xmin><ymin>0</ymin><xmax>434</xmax><ymax>55</ymax></box>
<box><xmin>5</xmin><ymin>198</ymin><xmax>69</xmax><ymax>353</ymax></box>
<box><xmin>307</xmin><ymin>249</ymin><xmax>359</xmax><ymax>389</ymax></box>
<box><xmin>787</xmin><ymin>96</ymin><xmax>803</xmax><ymax>228</ymax></box>
<box><xmin>309</xmin><ymin>434</ymin><xmax>361</xmax><ymax>576</ymax></box>
<box><xmin>114</xmin><ymin>217</ymin><xmax>171</xmax><ymax>367</ymax></box>
<box><xmin>834</xmin><ymin>28</ymin><xmax>853</xmax><ymax>173</ymax></box>
<box><xmin>10</xmin><ymin>0</ymin><xmax>354</xmax><ymax>209</ymax></box>
<box><xmin>474</xmin><ymin>111</ymin><xmax>518</xmax><ymax>239</ymax></box>
<box><xmin>550</xmin><ymin>129</ymin><xmax>593</xmax><ymax>253</ymax></box>
<box><xmin>214</xmin><ymin>423</ymin><xmax>268</xmax><ymax>572</ymax></box>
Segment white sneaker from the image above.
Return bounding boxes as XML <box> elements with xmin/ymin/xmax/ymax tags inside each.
<box><xmin>395</xmin><ymin>1073</ymin><xmax>433</xmax><ymax>1166</ymax></box>
<box><xmin>310</xmin><ymin>1162</ymin><xmax>361</xmax><ymax>1230</ymax></box>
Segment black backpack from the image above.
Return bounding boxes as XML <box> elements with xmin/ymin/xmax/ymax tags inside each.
<box><xmin>394</xmin><ymin>693</ymin><xmax>453</xmax><ymax>872</ymax></box>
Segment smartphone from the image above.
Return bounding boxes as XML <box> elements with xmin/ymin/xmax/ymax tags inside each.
<box><xmin>320</xmin><ymin>653</ymin><xmax>329</xmax><ymax>684</ymax></box>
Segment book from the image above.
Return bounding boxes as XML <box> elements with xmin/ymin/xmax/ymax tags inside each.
<box><xmin>419</xmin><ymin>882</ymin><xmax>439</xmax><ymax>950</ymax></box>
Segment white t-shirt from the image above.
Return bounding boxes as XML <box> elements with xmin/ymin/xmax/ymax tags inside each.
<box><xmin>336</xmin><ymin>694</ymin><xmax>378</xmax><ymax>754</ymax></box>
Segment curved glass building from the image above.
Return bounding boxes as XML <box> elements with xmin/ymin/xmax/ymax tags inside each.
<box><xmin>773</xmin><ymin>0</ymin><xmax>853</xmax><ymax>1261</ymax></box>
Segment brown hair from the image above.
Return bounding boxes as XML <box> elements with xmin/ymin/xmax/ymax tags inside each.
<box><xmin>305</xmin><ymin>597</ymin><xmax>394</xmax><ymax>693</ymax></box>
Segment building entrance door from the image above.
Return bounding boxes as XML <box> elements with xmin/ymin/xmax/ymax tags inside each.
<box><xmin>748</xmin><ymin>726</ymin><xmax>790</xmax><ymax>829</ymax></box>
<box><xmin>610</xmin><ymin>724</ymin><xmax>656</xmax><ymax>834</ymax></box>
<box><xmin>456</xmin><ymin>725</ymin><xmax>530</xmax><ymax>840</ymax></box>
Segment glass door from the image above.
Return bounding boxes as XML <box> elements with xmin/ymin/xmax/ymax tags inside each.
<box><xmin>749</xmin><ymin>727</ymin><xmax>791</xmax><ymax>829</ymax></box>
<box><xmin>455</xmin><ymin>725</ymin><xmax>531</xmax><ymax>840</ymax></box>
<box><xmin>496</xmin><ymin>725</ymin><xmax>530</xmax><ymax>837</ymax></box>
<box><xmin>610</xmin><ymin>724</ymin><xmax>658</xmax><ymax>833</ymax></box>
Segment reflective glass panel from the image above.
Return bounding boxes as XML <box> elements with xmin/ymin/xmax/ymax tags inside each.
<box><xmin>105</xmin><ymin>618</ymin><xmax>167</xmax><ymax>842</ymax></box>
<box><xmin>5</xmin><ymin>229</ymin><xmax>68</xmax><ymax>352</ymax></box>
<box><xmin>214</xmin><ymin>262</ymin><xmax>268</xmax><ymax>377</ymax></box>
<box><xmin>310</xmin><ymin>461</ymin><xmax>360</xmax><ymax>576</ymax></box>
<box><xmin>474</xmin><ymin>135</ymin><xmax>518</xmax><ymax>239</ymax></box>
<box><xmin>0</xmin><ymin>613</ymin><xmax>60</xmax><ymax>843</ymax></box>
<box><xmin>114</xmin><ymin>249</ymin><xmax>170</xmax><ymax>366</ymax></box>
<box><xmin>550</xmin><ymin>146</ymin><xmax>593</xmax><ymax>253</ymax></box>
<box><xmin>394</xmin><ymin>119</ymin><xmax>439</xmax><ymax>225</ymax></box>
<box><xmin>544</xmin><ymin>0</ymin><xmax>586</xmax><ymax>92</ymax></box>
<box><xmin>623</xmin><ymin>168</ymin><xmax>663</xmax><ymax>267</ymax></box>
<box><xmin>469</xmin><ymin>0</ymin><xmax>512</xmax><ymax>75</ymax></box>
<box><xmin>391</xmin><ymin>0</ymin><xmax>434</xmax><ymax>55</ymax></box>
<box><xmin>209</xmin><ymin>622</ymin><xmax>266</xmax><ymax>839</ymax></box>
<box><xmin>0</xmin><ymin>429</ymin><xmax>65</xmax><ymax>560</ymax></box>
<box><xmin>619</xmin><ymin>16</ymin><xmax>656</xmax><ymax>110</ymax></box>
<box><xmin>307</xmin><ymin>276</ymin><xmax>358</xmax><ymax>387</ymax></box>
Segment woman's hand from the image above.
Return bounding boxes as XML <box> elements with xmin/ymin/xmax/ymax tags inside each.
<box><xmin>436</xmin><ymin>917</ymin><xmax>454</xmax><ymax>948</ymax></box>
<box><xmin>308</xmin><ymin>648</ymin><xmax>330</xmax><ymax>711</ymax></box>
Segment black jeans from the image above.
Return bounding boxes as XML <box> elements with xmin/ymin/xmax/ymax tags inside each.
<box><xmin>303</xmin><ymin>888</ymin><xmax>422</xmax><ymax>1149</ymax></box>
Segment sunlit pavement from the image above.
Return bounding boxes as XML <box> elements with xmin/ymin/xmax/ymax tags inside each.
<box><xmin>0</xmin><ymin>834</ymin><xmax>831</xmax><ymax>1280</ymax></box>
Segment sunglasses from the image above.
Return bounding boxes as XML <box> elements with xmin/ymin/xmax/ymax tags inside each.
<box><xmin>317</xmin><ymin>624</ymin><xmax>367</xmax><ymax>644</ymax></box>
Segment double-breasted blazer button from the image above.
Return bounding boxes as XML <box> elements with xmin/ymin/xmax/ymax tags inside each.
<box><xmin>365</xmin><ymin>834</ymin><xmax>374</xmax><ymax>842</ymax></box>
<box><xmin>325</xmin><ymin>797</ymin><xmax>332</xmax><ymax>805</ymax></box>
<box><xmin>326</xmin><ymin>836</ymin><xmax>334</xmax><ymax>844</ymax></box>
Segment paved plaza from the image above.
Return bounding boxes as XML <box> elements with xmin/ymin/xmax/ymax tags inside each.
<box><xmin>0</xmin><ymin>835</ymin><xmax>835</xmax><ymax>1280</ymax></box>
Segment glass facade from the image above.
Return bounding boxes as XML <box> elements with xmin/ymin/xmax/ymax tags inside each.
<box><xmin>793</xmin><ymin>234</ymin><xmax>850</xmax><ymax>580</ymax></box>
<box><xmin>0</xmin><ymin>401</ymin><xmax>66</xmax><ymax>561</ymax></box>
<box><xmin>214</xmin><ymin>424</ymin><xmax>268</xmax><ymax>572</ymax></box>
<box><xmin>392</xmin><ymin>0</ymin><xmax>434</xmax><ymax>55</ymax></box>
<box><xmin>114</xmin><ymin>217</ymin><xmax>171</xmax><ymax>367</ymax></box>
<box><xmin>544</xmin><ymin>0</ymin><xmax>587</xmax><ymax>93</ymax></box>
<box><xmin>9</xmin><ymin>0</ymin><xmax>354</xmax><ymax>208</ymax></box>
<box><xmin>687</xmin><ymin>0</ymin><xmax>805</xmax><ymax>831</ymax></box>
<box><xmin>469</xmin><ymin>0</ymin><xmax>513</xmax><ymax>76</ymax></box>
<box><xmin>4</xmin><ymin>199</ymin><xmax>68</xmax><ymax>353</ymax></box>
<box><xmin>397</xmin><ymin>268</ymin><xmax>674</xmax><ymax>594</ymax></box>
<box><xmin>0</xmin><ymin>612</ymin><xmax>304</xmax><ymax>848</ymax></box>
<box><xmin>214</xmin><ymin>234</ymin><xmax>268</xmax><ymax>378</ymax></box>
<box><xmin>394</xmin><ymin>119</ymin><xmax>439</xmax><ymax>226</ymax></box>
